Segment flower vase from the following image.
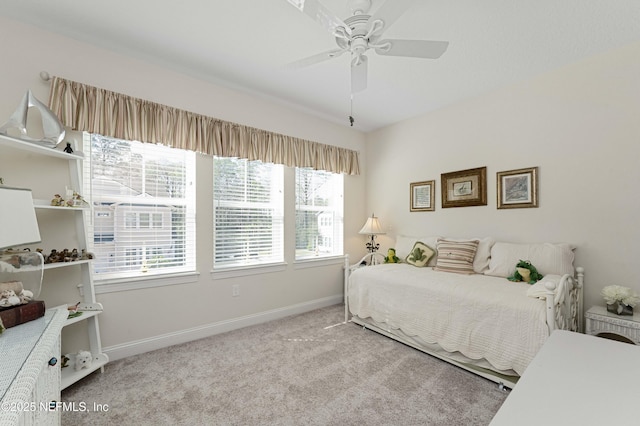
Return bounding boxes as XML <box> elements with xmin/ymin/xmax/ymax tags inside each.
<box><xmin>606</xmin><ymin>302</ymin><xmax>634</xmax><ymax>316</ymax></box>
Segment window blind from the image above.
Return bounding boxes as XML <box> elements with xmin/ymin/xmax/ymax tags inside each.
<box><xmin>295</xmin><ymin>168</ymin><xmax>343</xmax><ymax>259</ymax></box>
<box><xmin>213</xmin><ymin>157</ymin><xmax>284</xmax><ymax>268</ymax></box>
<box><xmin>84</xmin><ymin>133</ymin><xmax>196</xmax><ymax>280</ymax></box>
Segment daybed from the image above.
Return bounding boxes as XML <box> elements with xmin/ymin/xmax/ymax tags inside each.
<box><xmin>344</xmin><ymin>236</ymin><xmax>584</xmax><ymax>388</ymax></box>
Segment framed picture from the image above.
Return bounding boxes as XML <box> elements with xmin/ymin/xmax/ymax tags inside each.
<box><xmin>497</xmin><ymin>167</ymin><xmax>538</xmax><ymax>209</ymax></box>
<box><xmin>441</xmin><ymin>167</ymin><xmax>487</xmax><ymax>208</ymax></box>
<box><xmin>410</xmin><ymin>180</ymin><xmax>435</xmax><ymax>211</ymax></box>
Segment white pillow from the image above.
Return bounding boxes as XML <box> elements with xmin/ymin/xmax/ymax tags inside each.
<box><xmin>394</xmin><ymin>235</ymin><xmax>440</xmax><ymax>266</ymax></box>
<box><xmin>485</xmin><ymin>242</ymin><xmax>575</xmax><ymax>278</ymax></box>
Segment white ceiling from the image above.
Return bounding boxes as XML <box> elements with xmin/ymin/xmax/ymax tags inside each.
<box><xmin>1</xmin><ymin>0</ymin><xmax>640</xmax><ymax>132</ymax></box>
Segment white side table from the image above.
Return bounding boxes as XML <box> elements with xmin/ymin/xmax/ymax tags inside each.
<box><xmin>585</xmin><ymin>305</ymin><xmax>640</xmax><ymax>345</ymax></box>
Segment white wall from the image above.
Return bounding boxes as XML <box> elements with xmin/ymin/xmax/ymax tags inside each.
<box><xmin>365</xmin><ymin>41</ymin><xmax>640</xmax><ymax>314</ymax></box>
<box><xmin>0</xmin><ymin>17</ymin><xmax>367</xmax><ymax>358</ymax></box>
<box><xmin>4</xmin><ymin>13</ymin><xmax>637</xmax><ymax>358</ymax></box>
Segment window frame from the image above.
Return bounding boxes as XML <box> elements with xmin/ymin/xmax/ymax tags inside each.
<box><xmin>294</xmin><ymin>167</ymin><xmax>344</xmax><ymax>261</ymax></box>
<box><xmin>83</xmin><ymin>133</ymin><xmax>197</xmax><ymax>288</ymax></box>
<box><xmin>212</xmin><ymin>156</ymin><xmax>285</xmax><ymax>271</ymax></box>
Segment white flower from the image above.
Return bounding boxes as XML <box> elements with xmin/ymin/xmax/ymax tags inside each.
<box><xmin>601</xmin><ymin>285</ymin><xmax>640</xmax><ymax>307</ymax></box>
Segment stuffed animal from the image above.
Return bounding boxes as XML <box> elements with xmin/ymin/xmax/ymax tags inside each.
<box><xmin>508</xmin><ymin>260</ymin><xmax>543</xmax><ymax>284</ymax></box>
<box><xmin>74</xmin><ymin>350</ymin><xmax>93</xmax><ymax>371</ymax></box>
<box><xmin>0</xmin><ymin>289</ymin><xmax>21</xmax><ymax>307</ymax></box>
<box><xmin>19</xmin><ymin>289</ymin><xmax>33</xmax><ymax>304</ymax></box>
<box><xmin>384</xmin><ymin>248</ymin><xmax>399</xmax><ymax>263</ymax></box>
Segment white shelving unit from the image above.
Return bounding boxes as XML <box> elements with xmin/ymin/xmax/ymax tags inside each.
<box><xmin>0</xmin><ymin>134</ymin><xmax>108</xmax><ymax>390</ymax></box>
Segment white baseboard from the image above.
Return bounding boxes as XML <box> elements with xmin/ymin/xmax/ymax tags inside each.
<box><xmin>103</xmin><ymin>295</ymin><xmax>343</xmax><ymax>362</ymax></box>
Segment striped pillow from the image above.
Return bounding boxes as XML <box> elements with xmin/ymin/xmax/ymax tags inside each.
<box><xmin>434</xmin><ymin>238</ymin><xmax>479</xmax><ymax>274</ymax></box>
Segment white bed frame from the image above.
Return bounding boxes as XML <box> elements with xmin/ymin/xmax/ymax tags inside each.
<box><xmin>342</xmin><ymin>254</ymin><xmax>584</xmax><ymax>388</ymax></box>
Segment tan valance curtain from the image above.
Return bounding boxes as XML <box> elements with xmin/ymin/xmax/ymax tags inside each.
<box><xmin>47</xmin><ymin>77</ymin><xmax>360</xmax><ymax>175</ymax></box>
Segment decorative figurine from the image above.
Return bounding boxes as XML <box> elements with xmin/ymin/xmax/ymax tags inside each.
<box><xmin>63</xmin><ymin>142</ymin><xmax>73</xmax><ymax>153</ymax></box>
<box><xmin>6</xmin><ymin>254</ymin><xmax>21</xmax><ymax>268</ymax></box>
<box><xmin>51</xmin><ymin>194</ymin><xmax>63</xmax><ymax>206</ymax></box>
<box><xmin>0</xmin><ymin>90</ymin><xmax>65</xmax><ymax>147</ymax></box>
<box><xmin>67</xmin><ymin>302</ymin><xmax>83</xmax><ymax>319</ymax></box>
<box><xmin>46</xmin><ymin>249</ymin><xmax>58</xmax><ymax>264</ymax></box>
<box><xmin>74</xmin><ymin>350</ymin><xmax>93</xmax><ymax>371</ymax></box>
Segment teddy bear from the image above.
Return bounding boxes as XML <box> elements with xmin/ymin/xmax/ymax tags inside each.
<box><xmin>74</xmin><ymin>350</ymin><xmax>93</xmax><ymax>371</ymax></box>
<box><xmin>0</xmin><ymin>289</ymin><xmax>21</xmax><ymax>307</ymax></box>
<box><xmin>507</xmin><ymin>260</ymin><xmax>543</xmax><ymax>284</ymax></box>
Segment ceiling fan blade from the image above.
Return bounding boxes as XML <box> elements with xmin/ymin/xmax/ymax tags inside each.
<box><xmin>375</xmin><ymin>39</ymin><xmax>449</xmax><ymax>59</ymax></box>
<box><xmin>286</xmin><ymin>0</ymin><xmax>351</xmax><ymax>37</ymax></box>
<box><xmin>351</xmin><ymin>56</ymin><xmax>368</xmax><ymax>93</ymax></box>
<box><xmin>367</xmin><ymin>0</ymin><xmax>416</xmax><ymax>34</ymax></box>
<box><xmin>286</xmin><ymin>48</ymin><xmax>347</xmax><ymax>68</ymax></box>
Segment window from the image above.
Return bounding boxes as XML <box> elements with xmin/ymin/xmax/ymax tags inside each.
<box><xmin>213</xmin><ymin>157</ymin><xmax>284</xmax><ymax>268</ymax></box>
<box><xmin>84</xmin><ymin>134</ymin><xmax>196</xmax><ymax>281</ymax></box>
<box><xmin>295</xmin><ymin>168</ymin><xmax>343</xmax><ymax>259</ymax></box>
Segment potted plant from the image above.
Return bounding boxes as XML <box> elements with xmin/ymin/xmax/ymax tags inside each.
<box><xmin>601</xmin><ymin>285</ymin><xmax>639</xmax><ymax>315</ymax></box>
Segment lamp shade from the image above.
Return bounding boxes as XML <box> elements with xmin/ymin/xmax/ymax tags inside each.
<box><xmin>358</xmin><ymin>214</ymin><xmax>385</xmax><ymax>235</ymax></box>
<box><xmin>0</xmin><ymin>186</ymin><xmax>41</xmax><ymax>250</ymax></box>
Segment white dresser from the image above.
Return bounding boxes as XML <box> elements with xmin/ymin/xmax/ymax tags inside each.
<box><xmin>490</xmin><ymin>330</ymin><xmax>640</xmax><ymax>425</ymax></box>
<box><xmin>0</xmin><ymin>307</ymin><xmax>66</xmax><ymax>426</ymax></box>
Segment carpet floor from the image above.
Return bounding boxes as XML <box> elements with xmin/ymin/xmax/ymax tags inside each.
<box><xmin>62</xmin><ymin>304</ymin><xmax>508</xmax><ymax>425</ymax></box>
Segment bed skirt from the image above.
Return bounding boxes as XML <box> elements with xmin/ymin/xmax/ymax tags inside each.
<box><xmin>350</xmin><ymin>314</ymin><xmax>520</xmax><ymax>388</ymax></box>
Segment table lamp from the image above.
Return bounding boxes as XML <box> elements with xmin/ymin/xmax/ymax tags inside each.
<box><xmin>358</xmin><ymin>213</ymin><xmax>385</xmax><ymax>262</ymax></box>
<box><xmin>0</xmin><ymin>186</ymin><xmax>45</xmax><ymax>329</ymax></box>
<box><xmin>0</xmin><ymin>186</ymin><xmax>42</xmax><ymax>250</ymax></box>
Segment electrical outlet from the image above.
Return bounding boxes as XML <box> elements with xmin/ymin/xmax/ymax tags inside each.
<box><xmin>232</xmin><ymin>284</ymin><xmax>240</xmax><ymax>297</ymax></box>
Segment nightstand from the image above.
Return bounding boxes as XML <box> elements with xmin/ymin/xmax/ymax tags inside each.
<box><xmin>585</xmin><ymin>305</ymin><xmax>640</xmax><ymax>345</ymax></box>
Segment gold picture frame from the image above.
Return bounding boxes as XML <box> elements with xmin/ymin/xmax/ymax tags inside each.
<box><xmin>410</xmin><ymin>180</ymin><xmax>435</xmax><ymax>212</ymax></box>
<box><xmin>497</xmin><ymin>167</ymin><xmax>538</xmax><ymax>209</ymax></box>
<box><xmin>441</xmin><ymin>167</ymin><xmax>487</xmax><ymax>208</ymax></box>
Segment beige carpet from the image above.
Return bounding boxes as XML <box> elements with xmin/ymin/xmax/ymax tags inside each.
<box><xmin>62</xmin><ymin>304</ymin><xmax>508</xmax><ymax>425</ymax></box>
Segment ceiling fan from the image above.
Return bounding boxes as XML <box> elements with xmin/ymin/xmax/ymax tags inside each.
<box><xmin>286</xmin><ymin>0</ymin><xmax>449</xmax><ymax>94</ymax></box>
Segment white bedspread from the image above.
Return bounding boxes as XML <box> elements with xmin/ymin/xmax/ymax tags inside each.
<box><xmin>348</xmin><ymin>264</ymin><xmax>549</xmax><ymax>375</ymax></box>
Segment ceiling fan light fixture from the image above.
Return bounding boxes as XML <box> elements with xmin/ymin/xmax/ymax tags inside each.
<box><xmin>336</xmin><ymin>37</ymin><xmax>349</xmax><ymax>49</ymax></box>
<box><xmin>287</xmin><ymin>0</ymin><xmax>448</xmax><ymax>100</ymax></box>
<box><xmin>364</xmin><ymin>19</ymin><xmax>384</xmax><ymax>39</ymax></box>
<box><xmin>334</xmin><ymin>26</ymin><xmax>350</xmax><ymax>40</ymax></box>
<box><xmin>371</xmin><ymin>40</ymin><xmax>391</xmax><ymax>53</ymax></box>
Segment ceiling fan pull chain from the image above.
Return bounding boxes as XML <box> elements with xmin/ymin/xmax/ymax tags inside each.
<box><xmin>349</xmin><ymin>94</ymin><xmax>355</xmax><ymax>127</ymax></box>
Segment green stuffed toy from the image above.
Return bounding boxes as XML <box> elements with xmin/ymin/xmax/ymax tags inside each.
<box><xmin>384</xmin><ymin>248</ymin><xmax>400</xmax><ymax>263</ymax></box>
<box><xmin>508</xmin><ymin>260</ymin><xmax>543</xmax><ymax>284</ymax></box>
